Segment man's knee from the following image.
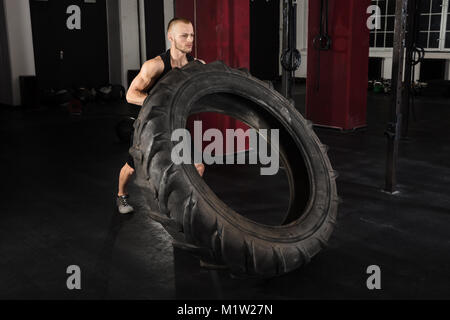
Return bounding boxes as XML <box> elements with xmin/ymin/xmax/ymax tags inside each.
<box><xmin>123</xmin><ymin>163</ymin><xmax>135</xmax><ymax>176</ymax></box>
<box><xmin>195</xmin><ymin>163</ymin><xmax>205</xmax><ymax>177</ymax></box>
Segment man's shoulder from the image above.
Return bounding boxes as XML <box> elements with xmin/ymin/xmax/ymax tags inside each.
<box><xmin>142</xmin><ymin>56</ymin><xmax>165</xmax><ymax>76</ymax></box>
<box><xmin>144</xmin><ymin>56</ymin><xmax>164</xmax><ymax>68</ymax></box>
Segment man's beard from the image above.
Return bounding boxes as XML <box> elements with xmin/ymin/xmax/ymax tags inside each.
<box><xmin>175</xmin><ymin>40</ymin><xmax>192</xmax><ymax>54</ymax></box>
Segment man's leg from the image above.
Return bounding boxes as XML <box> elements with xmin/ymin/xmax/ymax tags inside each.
<box><xmin>118</xmin><ymin>162</ymin><xmax>135</xmax><ymax>196</ymax></box>
<box><xmin>117</xmin><ymin>162</ymin><xmax>135</xmax><ymax>214</ymax></box>
<box><xmin>117</xmin><ymin>161</ymin><xmax>203</xmax><ymax>214</ymax></box>
<box><xmin>119</xmin><ymin>163</ymin><xmax>203</xmax><ymax>194</ymax></box>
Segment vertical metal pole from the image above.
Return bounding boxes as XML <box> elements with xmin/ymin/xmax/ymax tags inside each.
<box><xmin>290</xmin><ymin>0</ymin><xmax>297</xmax><ymax>90</ymax></box>
<box><xmin>282</xmin><ymin>0</ymin><xmax>290</xmax><ymax>98</ymax></box>
<box><xmin>401</xmin><ymin>0</ymin><xmax>417</xmax><ymax>138</ymax></box>
<box><xmin>384</xmin><ymin>0</ymin><xmax>409</xmax><ymax>194</ymax></box>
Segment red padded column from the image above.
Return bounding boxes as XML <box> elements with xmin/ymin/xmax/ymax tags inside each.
<box><xmin>306</xmin><ymin>0</ymin><xmax>370</xmax><ymax>130</ymax></box>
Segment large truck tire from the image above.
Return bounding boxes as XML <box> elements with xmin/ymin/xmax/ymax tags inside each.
<box><xmin>130</xmin><ymin>61</ymin><xmax>339</xmax><ymax>278</ymax></box>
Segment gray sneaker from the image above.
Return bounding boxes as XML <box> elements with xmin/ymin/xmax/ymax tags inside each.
<box><xmin>117</xmin><ymin>195</ymin><xmax>134</xmax><ymax>214</ymax></box>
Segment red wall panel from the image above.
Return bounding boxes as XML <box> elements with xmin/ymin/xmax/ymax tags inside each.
<box><xmin>176</xmin><ymin>0</ymin><xmax>250</xmax><ymax>153</ymax></box>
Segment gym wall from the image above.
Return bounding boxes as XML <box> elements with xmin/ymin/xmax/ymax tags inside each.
<box><xmin>0</xmin><ymin>0</ymin><xmax>13</xmax><ymax>105</ymax></box>
<box><xmin>144</xmin><ymin>0</ymin><xmax>165</xmax><ymax>60</ymax></box>
<box><xmin>1</xmin><ymin>0</ymin><xmax>173</xmax><ymax>106</ymax></box>
<box><xmin>2</xmin><ymin>0</ymin><xmax>36</xmax><ymax>106</ymax></box>
<box><xmin>118</xmin><ymin>0</ymin><xmax>140</xmax><ymax>88</ymax></box>
<box><xmin>163</xmin><ymin>0</ymin><xmax>174</xmax><ymax>50</ymax></box>
<box><xmin>106</xmin><ymin>0</ymin><xmax>122</xmax><ymax>86</ymax></box>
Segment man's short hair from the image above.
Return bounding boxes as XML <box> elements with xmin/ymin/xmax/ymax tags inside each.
<box><xmin>167</xmin><ymin>17</ymin><xmax>193</xmax><ymax>32</ymax></box>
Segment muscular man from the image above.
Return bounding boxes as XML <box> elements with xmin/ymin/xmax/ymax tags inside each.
<box><xmin>117</xmin><ymin>17</ymin><xmax>205</xmax><ymax>214</ymax></box>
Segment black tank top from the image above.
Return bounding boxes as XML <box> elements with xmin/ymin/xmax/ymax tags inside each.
<box><xmin>150</xmin><ymin>49</ymin><xmax>195</xmax><ymax>91</ymax></box>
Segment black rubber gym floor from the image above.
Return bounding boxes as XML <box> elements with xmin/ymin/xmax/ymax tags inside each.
<box><xmin>1</xmin><ymin>85</ymin><xmax>449</xmax><ymax>299</ymax></box>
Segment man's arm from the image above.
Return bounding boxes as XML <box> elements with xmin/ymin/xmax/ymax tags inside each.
<box><xmin>126</xmin><ymin>58</ymin><xmax>164</xmax><ymax>106</ymax></box>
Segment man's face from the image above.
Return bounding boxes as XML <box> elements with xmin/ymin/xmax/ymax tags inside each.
<box><xmin>169</xmin><ymin>22</ymin><xmax>194</xmax><ymax>54</ymax></box>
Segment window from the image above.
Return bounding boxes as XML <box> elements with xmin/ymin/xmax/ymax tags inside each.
<box><xmin>370</xmin><ymin>0</ymin><xmax>450</xmax><ymax>50</ymax></box>
<box><xmin>417</xmin><ymin>0</ymin><xmax>443</xmax><ymax>48</ymax></box>
<box><xmin>370</xmin><ymin>0</ymin><xmax>396</xmax><ymax>48</ymax></box>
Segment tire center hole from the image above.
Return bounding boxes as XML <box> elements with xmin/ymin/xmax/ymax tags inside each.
<box><xmin>184</xmin><ymin>93</ymin><xmax>310</xmax><ymax>227</ymax></box>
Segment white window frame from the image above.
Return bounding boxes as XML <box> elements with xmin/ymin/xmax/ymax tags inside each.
<box><xmin>370</xmin><ymin>0</ymin><xmax>396</xmax><ymax>48</ymax></box>
<box><xmin>419</xmin><ymin>0</ymin><xmax>450</xmax><ymax>50</ymax></box>
<box><xmin>439</xmin><ymin>0</ymin><xmax>449</xmax><ymax>49</ymax></box>
<box><xmin>371</xmin><ymin>0</ymin><xmax>450</xmax><ymax>52</ymax></box>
